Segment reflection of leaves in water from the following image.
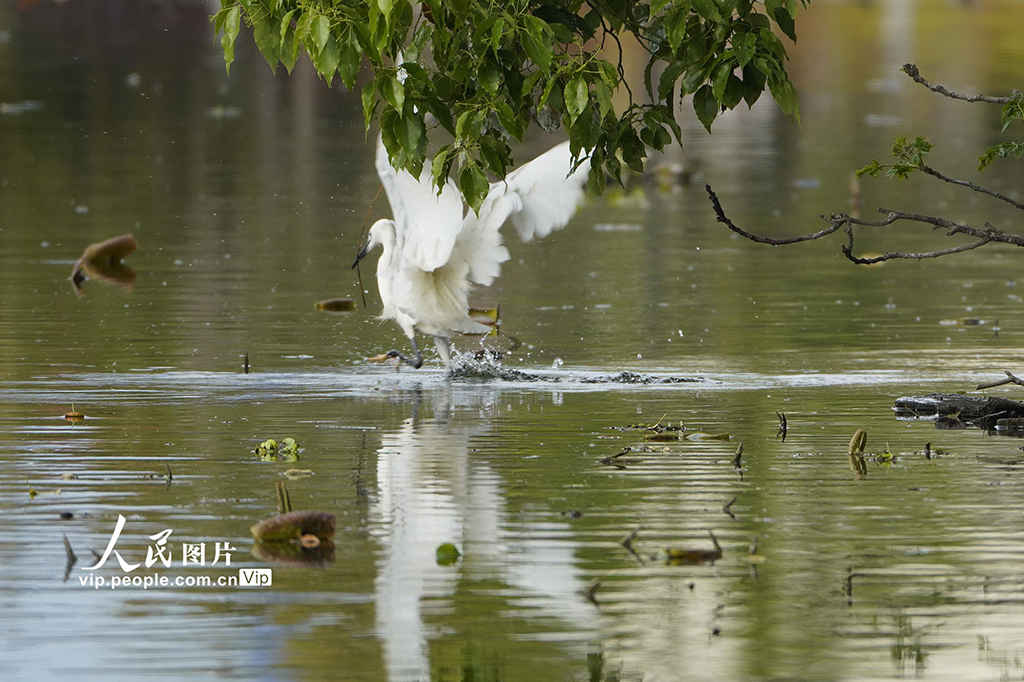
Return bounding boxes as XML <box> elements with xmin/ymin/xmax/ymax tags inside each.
<box><xmin>890</xmin><ymin>613</ymin><xmax>928</xmax><ymax>676</ymax></box>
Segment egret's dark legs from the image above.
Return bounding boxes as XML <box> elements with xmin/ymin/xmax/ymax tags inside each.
<box><xmin>386</xmin><ymin>335</ymin><xmax>422</xmax><ymax>369</ymax></box>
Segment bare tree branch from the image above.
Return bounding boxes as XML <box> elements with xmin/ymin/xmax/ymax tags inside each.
<box><xmin>705</xmin><ymin>184</ymin><xmax>848</xmax><ymax>244</ymax></box>
<box><xmin>902</xmin><ymin>63</ymin><xmax>1012</xmax><ymax>104</ymax></box>
<box><xmin>977</xmin><ymin>371</ymin><xmax>1024</xmax><ymax>391</ymax></box>
<box><xmin>919</xmin><ymin>164</ymin><xmax>1024</xmax><ymax>211</ymax></box>
<box><xmin>840</xmin><ymin>236</ymin><xmax>992</xmax><ymax>265</ymax></box>
<box><xmin>705</xmin><ymin>184</ymin><xmax>1024</xmax><ymax>264</ymax></box>
<box><xmin>702</xmin><ymin>65</ymin><xmax>1024</xmax><ymax>266</ymax></box>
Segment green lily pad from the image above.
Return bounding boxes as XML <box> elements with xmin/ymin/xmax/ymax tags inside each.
<box><xmin>436</xmin><ymin>543</ymin><xmax>461</xmax><ymax>566</ymax></box>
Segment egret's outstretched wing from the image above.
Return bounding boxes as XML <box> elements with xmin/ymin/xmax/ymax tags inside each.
<box><xmin>451</xmin><ymin>210</ymin><xmax>511</xmax><ymax>287</ymax></box>
<box><xmin>375</xmin><ymin>137</ymin><xmax>464</xmax><ymax>273</ymax></box>
<box><xmin>454</xmin><ymin>140</ymin><xmax>589</xmax><ymax>286</ymax></box>
<box><xmin>487</xmin><ymin>140</ymin><xmax>592</xmax><ymax>243</ymax></box>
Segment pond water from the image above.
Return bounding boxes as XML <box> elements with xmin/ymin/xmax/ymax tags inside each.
<box><xmin>3</xmin><ymin>1</ymin><xmax>1024</xmax><ymax>681</ymax></box>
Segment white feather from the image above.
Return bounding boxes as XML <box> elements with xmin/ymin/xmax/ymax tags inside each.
<box><xmin>375</xmin><ymin>138</ymin><xmax>463</xmax><ymax>272</ymax></box>
<box><xmin>369</xmin><ymin>136</ymin><xmax>590</xmax><ymax>351</ymax></box>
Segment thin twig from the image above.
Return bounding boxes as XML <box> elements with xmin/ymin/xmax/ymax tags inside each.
<box><xmin>841</xmin><ymin>236</ymin><xmax>993</xmax><ymax>265</ymax></box>
<box><xmin>601</xmin><ymin>18</ymin><xmax>633</xmax><ymax>107</ymax></box>
<box><xmin>976</xmin><ymin>370</ymin><xmax>1024</xmax><ymax>391</ymax></box>
<box><xmin>705</xmin><ymin>184</ymin><xmax>847</xmax><ymax>245</ymax></box>
<box><xmin>920</xmin><ymin>164</ymin><xmax>1024</xmax><ymax>211</ymax></box>
<box><xmin>355</xmin><ymin>184</ymin><xmax>384</xmax><ymax>308</ymax></box>
<box><xmin>902</xmin><ymin>63</ymin><xmax>1012</xmax><ymax>104</ymax></box>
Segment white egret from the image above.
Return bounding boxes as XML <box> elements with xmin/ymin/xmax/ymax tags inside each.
<box><xmin>352</xmin><ymin>137</ymin><xmax>591</xmax><ymax>368</ymax></box>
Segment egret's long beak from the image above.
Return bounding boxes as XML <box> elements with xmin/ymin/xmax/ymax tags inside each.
<box><xmin>351</xmin><ymin>241</ymin><xmax>371</xmax><ymax>269</ymax></box>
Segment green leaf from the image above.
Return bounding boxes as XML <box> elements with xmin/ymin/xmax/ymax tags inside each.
<box><xmin>479</xmin><ymin>60</ymin><xmax>501</xmax><ymax>95</ymax></box>
<box><xmin>596</xmin><ymin>60</ymin><xmax>618</xmax><ymax>88</ymax></box>
<box><xmin>315</xmin><ymin>35</ymin><xmax>340</xmax><ymax>82</ymax></box>
<box><xmin>680</xmin><ymin>66</ymin><xmax>708</xmax><ymax>95</ymax></box>
<box><xmin>382</xmin><ymin>76</ymin><xmax>405</xmax><ymax>113</ymax></box>
<box><xmin>478</xmin><ymin>136</ymin><xmax>510</xmax><ymax>178</ymax></box>
<box><xmin>722</xmin><ymin>74</ymin><xmax>744</xmax><ymax>109</ymax></box>
<box><xmin>768</xmin><ymin>77</ymin><xmax>799</xmax><ymax>119</ymax></box>
<box><xmin>431</xmin><ymin>145</ymin><xmax>453</xmax><ymax>190</ymax></box>
<box><xmin>594</xmin><ymin>80</ymin><xmax>613</xmax><ymax>120</ymax></box>
<box><xmin>456</xmin><ymin>109</ymin><xmax>482</xmax><ymax>139</ymax></box>
<box><xmin>565</xmin><ymin>77</ymin><xmax>588</xmax><ymax>124</ymax></box>
<box><xmin>539</xmin><ymin>78</ymin><xmax>560</xmax><ymax>110</ymax></box>
<box><xmin>361</xmin><ymin>82</ymin><xmax>377</xmax><ymax>129</ymax></box>
<box><xmin>494</xmin><ymin>101</ymin><xmax>523</xmax><ymax>139</ymax></box>
<box><xmin>741</xmin><ymin>63</ymin><xmax>766</xmax><ymax>107</ymax></box>
<box><xmin>491</xmin><ymin>18</ymin><xmax>504</xmax><ymax>52</ymax></box>
<box><xmin>771</xmin><ymin>8</ymin><xmax>797</xmax><ymax>42</ymax></box>
<box><xmin>659</xmin><ymin>60</ymin><xmax>686</xmax><ymax>100</ymax></box>
<box><xmin>436</xmin><ymin>543</ymin><xmax>461</xmax><ymax>566</ymax></box>
<box><xmin>311</xmin><ymin>15</ymin><xmax>330</xmax><ymax>55</ymax></box>
<box><xmin>338</xmin><ymin>36</ymin><xmax>361</xmax><ymax>90</ymax></box>
<box><xmin>855</xmin><ymin>160</ymin><xmax>883</xmax><ymax>179</ymax></box>
<box><xmin>253</xmin><ymin>18</ymin><xmax>281</xmax><ymax>72</ymax></box>
<box><xmin>396</xmin><ymin>114</ymin><xmax>426</xmax><ymax>174</ymax></box>
<box><xmin>693</xmin><ymin>84</ymin><xmax>718</xmax><ymax>132</ymax></box>
<box><xmin>979</xmin><ymin>141</ymin><xmax>1024</xmax><ymax>170</ymax></box>
<box><xmin>279</xmin><ymin>10</ymin><xmax>300</xmax><ymax>73</ymax></box>
<box><xmin>651</xmin><ymin>0</ymin><xmax>672</xmax><ymax>14</ymax></box>
<box><xmin>521</xmin><ymin>15</ymin><xmax>553</xmax><ymax>70</ymax></box>
<box><xmin>221</xmin><ymin>5</ymin><xmax>241</xmax><ymax>75</ymax></box>
<box><xmin>691</xmin><ymin>0</ymin><xmax>723</xmax><ymax>24</ymax></box>
<box><xmin>712</xmin><ymin>63</ymin><xmax>732</xmax><ymax>104</ymax></box>
<box><xmin>734</xmin><ymin>32</ymin><xmax>756</xmax><ymax>67</ymax></box>
<box><xmin>460</xmin><ymin>161</ymin><xmax>489</xmax><ymax>213</ymax></box>
<box><xmin>665</xmin><ymin>6</ymin><xmax>688</xmax><ymax>53</ymax></box>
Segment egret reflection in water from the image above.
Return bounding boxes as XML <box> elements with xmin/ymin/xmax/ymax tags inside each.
<box><xmin>371</xmin><ymin>390</ymin><xmax>595</xmax><ymax>681</ymax></box>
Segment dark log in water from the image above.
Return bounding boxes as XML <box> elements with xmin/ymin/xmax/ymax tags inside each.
<box><xmin>894</xmin><ymin>393</ymin><xmax>1024</xmax><ymax>427</ymax></box>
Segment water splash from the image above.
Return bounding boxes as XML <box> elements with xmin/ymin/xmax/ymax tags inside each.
<box><xmin>445</xmin><ymin>352</ymin><xmax>704</xmax><ymax>385</ymax></box>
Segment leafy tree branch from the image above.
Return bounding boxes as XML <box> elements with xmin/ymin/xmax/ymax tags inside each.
<box><xmin>214</xmin><ymin>0</ymin><xmax>805</xmax><ymax>211</ymax></box>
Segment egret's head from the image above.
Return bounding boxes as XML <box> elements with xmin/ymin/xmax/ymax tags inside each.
<box><xmin>351</xmin><ymin>219</ymin><xmax>395</xmax><ymax>269</ymax></box>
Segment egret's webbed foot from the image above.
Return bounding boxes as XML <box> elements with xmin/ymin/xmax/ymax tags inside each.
<box><xmin>385</xmin><ymin>349</ymin><xmax>423</xmax><ymax>369</ymax></box>
<box><xmin>368</xmin><ymin>335</ymin><xmax>422</xmax><ymax>369</ymax></box>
